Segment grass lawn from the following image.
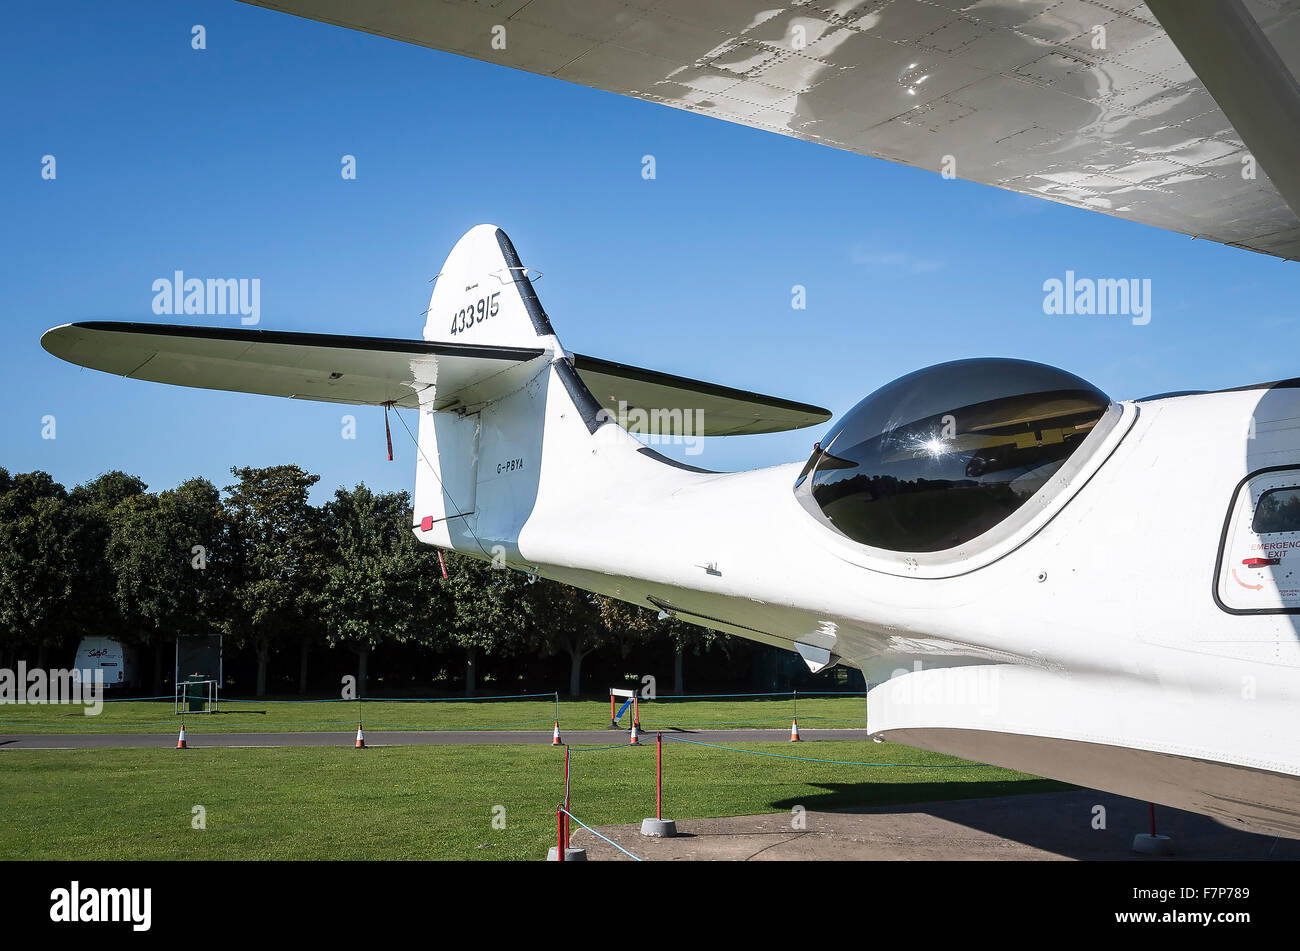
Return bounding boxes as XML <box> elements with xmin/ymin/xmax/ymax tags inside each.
<box><xmin>0</xmin><ymin>740</ymin><xmax>1065</xmax><ymax>860</ymax></box>
<box><xmin>0</xmin><ymin>694</ymin><xmax>867</xmax><ymax>735</ymax></box>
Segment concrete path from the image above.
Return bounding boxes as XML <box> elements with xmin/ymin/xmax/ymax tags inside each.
<box><xmin>567</xmin><ymin>789</ymin><xmax>1298</xmax><ymax>861</ymax></box>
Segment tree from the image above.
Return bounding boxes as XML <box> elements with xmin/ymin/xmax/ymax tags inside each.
<box><xmin>106</xmin><ymin>478</ymin><xmax>226</xmax><ymax>692</ymax></box>
<box><xmin>67</xmin><ymin>471</ymin><xmax>149</xmax><ymax>659</ymax></box>
<box><xmin>590</xmin><ymin>594</ymin><xmax>729</xmax><ymax>695</ymax></box>
<box><xmin>597</xmin><ymin>597</ymin><xmax>661</xmax><ymax>660</ymax></box>
<box><xmin>69</xmin><ymin>470</ymin><xmax>148</xmax><ymax>512</ymax></box>
<box><xmin>0</xmin><ymin>472</ymin><xmax>88</xmax><ymax>668</ymax></box>
<box><xmin>664</xmin><ymin>617</ymin><xmax>727</xmax><ymax>695</ymax></box>
<box><xmin>320</xmin><ymin>484</ymin><xmax>449</xmax><ymax>693</ymax></box>
<box><xmin>522</xmin><ymin>580</ymin><xmax>614</xmax><ymax>697</ymax></box>
<box><xmin>222</xmin><ymin>465</ymin><xmax>327</xmax><ymax>696</ymax></box>
<box><xmin>441</xmin><ymin>553</ymin><xmax>531</xmax><ymax>695</ymax></box>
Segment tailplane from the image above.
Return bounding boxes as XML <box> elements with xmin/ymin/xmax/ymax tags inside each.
<box><xmin>39</xmin><ymin>223</ymin><xmax>831</xmax><ymax>565</ymax></box>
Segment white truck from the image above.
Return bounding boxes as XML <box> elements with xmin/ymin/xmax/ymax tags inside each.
<box><xmin>72</xmin><ymin>637</ymin><xmax>137</xmax><ymax>689</ymax></box>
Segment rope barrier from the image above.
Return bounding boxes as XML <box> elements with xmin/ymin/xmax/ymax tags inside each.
<box><xmin>0</xmin><ymin>718</ymin><xmax>362</xmax><ymax>730</ymax></box>
<box><xmin>218</xmin><ymin>692</ymin><xmax>554</xmax><ymax>704</ymax></box>
<box><xmin>362</xmin><ymin>716</ymin><xmax>558</xmax><ymax>731</ymax></box>
<box><xmin>645</xmin><ymin>715</ymin><xmax>792</xmax><ymax>727</ymax></box>
<box><xmin>560</xmin><ymin>808</ymin><xmax>643</xmax><ymax>861</ymax></box>
<box><xmin>660</xmin><ymin>733</ymin><xmax>985</xmax><ymax>768</ymax></box>
<box><xmin>795</xmin><ymin>716</ymin><xmax>867</xmax><ymax>723</ymax></box>
<box><xmin>638</xmin><ymin>716</ymin><xmax>866</xmax><ymax>730</ymax></box>
<box><xmin>0</xmin><ymin>718</ymin><xmax>578</xmax><ymax>733</ymax></box>
<box><xmin>648</xmin><ymin>690</ymin><xmax>864</xmax><ymax>700</ymax></box>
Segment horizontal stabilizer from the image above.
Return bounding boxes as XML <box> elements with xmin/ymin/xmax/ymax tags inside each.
<box><xmin>572</xmin><ymin>354</ymin><xmax>830</xmax><ymax>436</ymax></box>
<box><xmin>40</xmin><ymin>322</ymin><xmax>549</xmax><ymax>410</ymax></box>
<box><xmin>41</xmin><ymin>321</ymin><xmax>831</xmax><ymax>435</ymax></box>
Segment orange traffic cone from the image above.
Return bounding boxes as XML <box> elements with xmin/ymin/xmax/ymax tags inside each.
<box><xmin>552</xmin><ymin>722</ymin><xmax>562</xmax><ymax>745</ymax></box>
<box><xmin>355</xmin><ymin>723</ymin><xmax>366</xmax><ymax>749</ymax></box>
<box><xmin>789</xmin><ymin>718</ymin><xmax>801</xmax><ymax>742</ymax></box>
<box><xmin>176</xmin><ymin>724</ymin><xmax>187</xmax><ymax>749</ymax></box>
<box><xmin>629</xmin><ymin>722</ymin><xmax>640</xmax><ymax>745</ymax></box>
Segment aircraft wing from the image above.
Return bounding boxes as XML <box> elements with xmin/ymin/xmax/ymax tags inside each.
<box><xmin>573</xmin><ymin>353</ymin><xmax>830</xmax><ymax>436</ymax></box>
<box><xmin>237</xmin><ymin>0</ymin><xmax>1300</xmax><ymax>261</ymax></box>
<box><xmin>39</xmin><ymin>321</ymin><xmax>549</xmax><ymax>411</ymax></box>
<box><xmin>40</xmin><ymin>321</ymin><xmax>829</xmax><ymax>434</ymax></box>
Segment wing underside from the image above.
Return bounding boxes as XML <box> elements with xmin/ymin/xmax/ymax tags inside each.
<box><xmin>40</xmin><ymin>321</ymin><xmax>830</xmax><ymax>435</ymax></box>
<box><xmin>237</xmin><ymin>0</ymin><xmax>1300</xmax><ymax>261</ymax></box>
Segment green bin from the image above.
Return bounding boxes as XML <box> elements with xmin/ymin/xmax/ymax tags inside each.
<box><xmin>186</xmin><ymin>674</ymin><xmax>207</xmax><ymax>713</ymax></box>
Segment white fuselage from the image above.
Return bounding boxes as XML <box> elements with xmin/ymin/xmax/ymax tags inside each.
<box><xmin>429</xmin><ymin>360</ymin><xmax>1300</xmax><ymax>836</ymax></box>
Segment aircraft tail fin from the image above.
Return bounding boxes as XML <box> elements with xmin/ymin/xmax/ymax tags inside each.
<box><xmin>422</xmin><ymin>224</ymin><xmax>560</xmax><ymax>351</ymax></box>
<box><xmin>411</xmin><ymin>226</ymin><xmax>598</xmax><ymax>553</ymax></box>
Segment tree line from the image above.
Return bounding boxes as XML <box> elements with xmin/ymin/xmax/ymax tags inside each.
<box><xmin>0</xmin><ymin>464</ymin><xmax>745</xmax><ymax>697</ymax></box>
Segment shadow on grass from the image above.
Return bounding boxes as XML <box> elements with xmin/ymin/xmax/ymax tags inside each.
<box><xmin>771</xmin><ymin>778</ymin><xmax>1072</xmax><ymax>812</ymax></box>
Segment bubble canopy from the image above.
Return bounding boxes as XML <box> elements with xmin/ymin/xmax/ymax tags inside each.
<box><xmin>795</xmin><ymin>358</ymin><xmax>1112</xmax><ymax>553</ymax></box>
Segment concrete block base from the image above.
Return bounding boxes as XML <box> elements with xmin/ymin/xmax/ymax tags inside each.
<box><xmin>546</xmin><ymin>846</ymin><xmax>588</xmax><ymax>861</ymax></box>
<box><xmin>1131</xmin><ymin>833</ymin><xmax>1175</xmax><ymax>856</ymax></box>
<box><xmin>641</xmin><ymin>818</ymin><xmax>678</xmax><ymax>837</ymax></box>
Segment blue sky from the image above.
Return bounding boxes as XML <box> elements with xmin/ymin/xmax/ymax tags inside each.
<box><xmin>3</xmin><ymin>0</ymin><xmax>1297</xmax><ymax>502</ymax></box>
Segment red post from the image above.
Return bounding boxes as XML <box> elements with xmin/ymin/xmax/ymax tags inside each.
<box><xmin>556</xmin><ymin>804</ymin><xmax>565</xmax><ymax>862</ymax></box>
<box><xmin>656</xmin><ymin>731</ymin><xmax>663</xmax><ymax>820</ymax></box>
<box><xmin>610</xmin><ymin>693</ymin><xmax>615</xmax><ymax>724</ymax></box>
<box><xmin>634</xmin><ymin>694</ymin><xmax>640</xmax><ymax>729</ymax></box>
<box><xmin>563</xmin><ymin>747</ymin><xmax>571</xmax><ymax>849</ymax></box>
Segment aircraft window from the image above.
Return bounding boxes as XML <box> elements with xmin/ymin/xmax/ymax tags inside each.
<box><xmin>797</xmin><ymin>358</ymin><xmax>1111</xmax><ymax>552</ymax></box>
<box><xmin>1253</xmin><ymin>487</ymin><xmax>1300</xmax><ymax>534</ymax></box>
